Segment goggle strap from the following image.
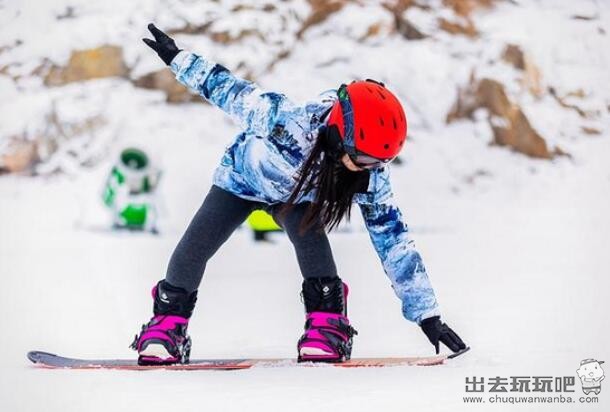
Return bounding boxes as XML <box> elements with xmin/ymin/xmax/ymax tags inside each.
<box><xmin>337</xmin><ymin>84</ymin><xmax>355</xmax><ymax>150</ymax></box>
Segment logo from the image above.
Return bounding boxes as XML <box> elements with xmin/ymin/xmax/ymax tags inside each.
<box><xmin>577</xmin><ymin>359</ymin><xmax>605</xmax><ymax>395</ymax></box>
<box><xmin>160</xmin><ymin>292</ymin><xmax>170</xmax><ymax>303</ymax></box>
<box><xmin>461</xmin><ymin>359</ymin><xmax>606</xmax><ymax>405</ymax></box>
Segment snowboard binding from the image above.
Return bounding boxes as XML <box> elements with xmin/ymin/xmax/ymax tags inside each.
<box><xmin>131</xmin><ymin>315</ymin><xmax>192</xmax><ymax>365</ymax></box>
<box><xmin>297</xmin><ymin>277</ymin><xmax>358</xmax><ymax>363</ymax></box>
<box><xmin>130</xmin><ymin>280</ymin><xmax>197</xmax><ymax>366</ymax></box>
<box><xmin>297</xmin><ymin>311</ymin><xmax>357</xmax><ymax>362</ymax></box>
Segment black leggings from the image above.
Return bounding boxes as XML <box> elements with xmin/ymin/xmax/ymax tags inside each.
<box><xmin>165</xmin><ymin>185</ymin><xmax>337</xmax><ymax>292</ymax></box>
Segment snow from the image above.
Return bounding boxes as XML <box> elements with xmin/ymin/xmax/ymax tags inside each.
<box><xmin>1</xmin><ymin>0</ymin><xmax>610</xmax><ymax>411</ymax></box>
<box><xmin>3</xmin><ymin>135</ymin><xmax>610</xmax><ymax>412</ymax></box>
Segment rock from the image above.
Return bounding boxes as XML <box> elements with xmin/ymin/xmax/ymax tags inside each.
<box><xmin>396</xmin><ymin>14</ymin><xmax>427</xmax><ymax>40</ymax></box>
<box><xmin>437</xmin><ymin>0</ymin><xmax>496</xmax><ymax>38</ymax></box>
<box><xmin>443</xmin><ymin>0</ymin><xmax>495</xmax><ymax>17</ymax></box>
<box><xmin>264</xmin><ymin>49</ymin><xmax>292</xmax><ymax>74</ymax></box>
<box><xmin>438</xmin><ymin>17</ymin><xmax>478</xmax><ymax>37</ymax></box>
<box><xmin>502</xmin><ymin>44</ymin><xmax>543</xmax><ymax>97</ymax></box>
<box><xmin>0</xmin><ymin>105</ymin><xmax>109</xmax><ymax>175</ymax></box>
<box><xmin>361</xmin><ymin>21</ymin><xmax>384</xmax><ymax>40</ymax></box>
<box><xmin>210</xmin><ymin>29</ymin><xmax>265</xmax><ymax>44</ymax></box>
<box><xmin>581</xmin><ymin>126</ymin><xmax>601</xmax><ymax>135</ymax></box>
<box><xmin>133</xmin><ymin>70</ymin><xmax>201</xmax><ymax>103</ymax></box>
<box><xmin>548</xmin><ymin>87</ymin><xmax>597</xmax><ymax>119</ymax></box>
<box><xmin>382</xmin><ymin>0</ymin><xmax>427</xmax><ymax>40</ymax></box>
<box><xmin>44</xmin><ymin>45</ymin><xmax>128</xmax><ymax>86</ymax></box>
<box><xmin>297</xmin><ymin>0</ymin><xmax>347</xmax><ymax>39</ymax></box>
<box><xmin>571</xmin><ymin>13</ymin><xmax>599</xmax><ymax>21</ymax></box>
<box><xmin>0</xmin><ymin>139</ymin><xmax>38</xmax><ymax>174</ymax></box>
<box><xmin>167</xmin><ymin>22</ymin><xmax>213</xmax><ymax>36</ymax></box>
<box><xmin>522</xmin><ymin>58</ymin><xmax>543</xmax><ymax>98</ymax></box>
<box><xmin>396</xmin><ymin>17</ymin><xmax>428</xmax><ymax>40</ymax></box>
<box><xmin>384</xmin><ymin>0</ymin><xmax>417</xmax><ymax>14</ymax></box>
<box><xmin>448</xmin><ymin>77</ymin><xmax>556</xmax><ymax>159</ymax></box>
<box><xmin>502</xmin><ymin>44</ymin><xmax>526</xmax><ymax>70</ymax></box>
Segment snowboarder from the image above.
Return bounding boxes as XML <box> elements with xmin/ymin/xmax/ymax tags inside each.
<box><xmin>131</xmin><ymin>23</ymin><xmax>467</xmax><ymax>365</ymax></box>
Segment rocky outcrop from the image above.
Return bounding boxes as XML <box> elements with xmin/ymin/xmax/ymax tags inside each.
<box><xmin>443</xmin><ymin>0</ymin><xmax>495</xmax><ymax>17</ymax></box>
<box><xmin>1</xmin><ymin>106</ymin><xmax>107</xmax><ymax>175</ymax></box>
<box><xmin>438</xmin><ymin>17</ymin><xmax>477</xmax><ymax>37</ymax></box>
<box><xmin>383</xmin><ymin>0</ymin><xmax>427</xmax><ymax>40</ymax></box>
<box><xmin>447</xmin><ymin>76</ymin><xmax>562</xmax><ymax>159</ymax></box>
<box><xmin>0</xmin><ymin>139</ymin><xmax>38</xmax><ymax>174</ymax></box>
<box><xmin>44</xmin><ymin>46</ymin><xmax>128</xmax><ymax>86</ymax></box>
<box><xmin>133</xmin><ymin>70</ymin><xmax>201</xmax><ymax>104</ymax></box>
<box><xmin>502</xmin><ymin>44</ymin><xmax>526</xmax><ymax>69</ymax></box>
<box><xmin>548</xmin><ymin>87</ymin><xmax>598</xmax><ymax>119</ymax></box>
<box><xmin>502</xmin><ymin>44</ymin><xmax>543</xmax><ymax>97</ymax></box>
<box><xmin>437</xmin><ymin>0</ymin><xmax>496</xmax><ymax>37</ymax></box>
<box><xmin>297</xmin><ymin>0</ymin><xmax>347</xmax><ymax>39</ymax></box>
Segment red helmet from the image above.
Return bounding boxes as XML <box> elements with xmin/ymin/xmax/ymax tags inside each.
<box><xmin>327</xmin><ymin>80</ymin><xmax>407</xmax><ymax>162</ymax></box>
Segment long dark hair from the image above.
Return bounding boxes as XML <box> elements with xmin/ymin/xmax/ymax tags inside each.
<box><xmin>279</xmin><ymin>128</ymin><xmax>369</xmax><ymax>233</ymax></box>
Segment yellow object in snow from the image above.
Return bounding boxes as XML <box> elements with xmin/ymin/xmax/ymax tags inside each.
<box><xmin>247</xmin><ymin>210</ymin><xmax>281</xmax><ymax>232</ymax></box>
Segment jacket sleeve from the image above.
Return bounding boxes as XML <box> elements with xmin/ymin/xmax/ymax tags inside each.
<box><xmin>170</xmin><ymin>51</ymin><xmax>295</xmax><ymax>137</ymax></box>
<box><xmin>358</xmin><ymin>172</ymin><xmax>441</xmax><ymax>324</ymax></box>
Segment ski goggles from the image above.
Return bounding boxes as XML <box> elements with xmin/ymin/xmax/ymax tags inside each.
<box><xmin>324</xmin><ymin>123</ymin><xmax>390</xmax><ymax>170</ymax></box>
<box><xmin>348</xmin><ymin>152</ymin><xmax>391</xmax><ymax>170</ymax></box>
<box><xmin>335</xmin><ymin>84</ymin><xmax>391</xmax><ymax>170</ymax></box>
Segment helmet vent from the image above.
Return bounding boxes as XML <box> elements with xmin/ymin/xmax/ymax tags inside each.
<box><xmin>376</xmin><ymin>90</ymin><xmax>386</xmax><ymax>100</ymax></box>
<box><xmin>379</xmin><ymin>117</ymin><xmax>384</xmax><ymax>126</ymax></box>
<box><xmin>359</xmin><ymin>129</ymin><xmax>365</xmax><ymax>140</ymax></box>
<box><xmin>384</xmin><ymin>144</ymin><xmax>389</xmax><ymax>150</ymax></box>
<box><xmin>392</xmin><ymin>117</ymin><xmax>397</xmax><ymax>129</ymax></box>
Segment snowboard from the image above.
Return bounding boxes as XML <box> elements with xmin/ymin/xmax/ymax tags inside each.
<box><xmin>27</xmin><ymin>348</ymin><xmax>469</xmax><ymax>370</ymax></box>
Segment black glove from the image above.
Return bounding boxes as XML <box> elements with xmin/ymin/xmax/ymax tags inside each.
<box><xmin>420</xmin><ymin>316</ymin><xmax>466</xmax><ymax>354</ymax></box>
<box><xmin>142</xmin><ymin>23</ymin><xmax>181</xmax><ymax>66</ymax></box>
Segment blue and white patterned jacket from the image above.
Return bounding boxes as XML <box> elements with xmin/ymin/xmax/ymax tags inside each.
<box><xmin>170</xmin><ymin>51</ymin><xmax>440</xmax><ymax>324</ymax></box>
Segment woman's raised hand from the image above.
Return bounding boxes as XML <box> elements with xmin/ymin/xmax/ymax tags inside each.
<box><xmin>142</xmin><ymin>23</ymin><xmax>181</xmax><ymax>66</ymax></box>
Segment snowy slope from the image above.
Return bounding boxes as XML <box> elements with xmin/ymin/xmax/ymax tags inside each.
<box><xmin>1</xmin><ymin>0</ymin><xmax>610</xmax><ymax>411</ymax></box>
<box><xmin>1</xmin><ymin>131</ymin><xmax>609</xmax><ymax>412</ymax></box>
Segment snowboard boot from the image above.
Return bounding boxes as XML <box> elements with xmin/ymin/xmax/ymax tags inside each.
<box><xmin>130</xmin><ymin>280</ymin><xmax>197</xmax><ymax>365</ymax></box>
<box><xmin>297</xmin><ymin>277</ymin><xmax>357</xmax><ymax>362</ymax></box>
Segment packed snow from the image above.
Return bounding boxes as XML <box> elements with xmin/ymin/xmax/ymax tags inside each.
<box><xmin>1</xmin><ymin>0</ymin><xmax>609</xmax><ymax>411</ymax></box>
